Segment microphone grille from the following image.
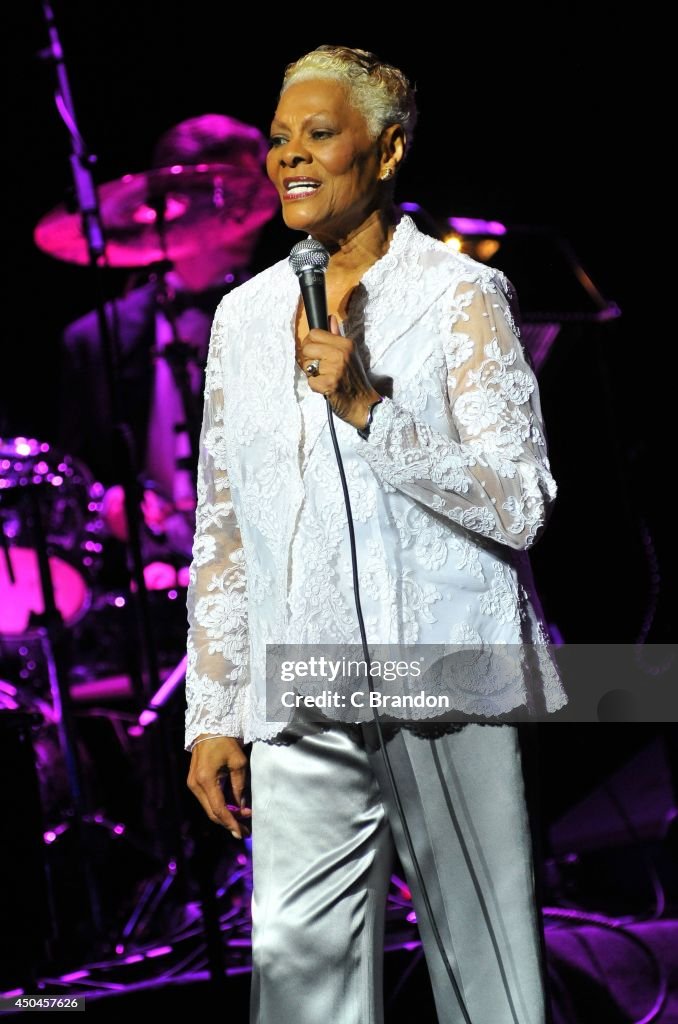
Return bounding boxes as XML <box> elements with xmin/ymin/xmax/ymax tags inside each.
<box><xmin>288</xmin><ymin>238</ymin><xmax>330</xmax><ymax>276</ymax></box>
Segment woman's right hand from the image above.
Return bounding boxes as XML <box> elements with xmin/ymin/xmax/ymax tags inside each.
<box><xmin>187</xmin><ymin>736</ymin><xmax>252</xmax><ymax>839</ymax></box>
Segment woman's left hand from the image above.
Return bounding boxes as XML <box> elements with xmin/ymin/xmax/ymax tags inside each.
<box><xmin>299</xmin><ymin>314</ymin><xmax>382</xmax><ymax>430</ymax></box>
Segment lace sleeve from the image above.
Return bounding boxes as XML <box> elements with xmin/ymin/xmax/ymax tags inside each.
<box><xmin>350</xmin><ymin>269</ymin><xmax>557</xmax><ymax>550</ymax></box>
<box><xmin>184</xmin><ymin>298</ymin><xmax>250</xmax><ymax>750</ymax></box>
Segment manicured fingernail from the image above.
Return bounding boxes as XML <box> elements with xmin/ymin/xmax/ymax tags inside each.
<box><xmin>230</xmin><ymin>829</ymin><xmax>240</xmax><ymax>839</ymax></box>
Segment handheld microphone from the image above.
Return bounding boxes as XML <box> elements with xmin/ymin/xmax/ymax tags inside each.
<box><xmin>288</xmin><ymin>238</ymin><xmax>330</xmax><ymax>331</ymax></box>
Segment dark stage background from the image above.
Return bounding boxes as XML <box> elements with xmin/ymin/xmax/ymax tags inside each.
<box><xmin>2</xmin><ymin>6</ymin><xmax>674</xmax><ymax>1016</ymax></box>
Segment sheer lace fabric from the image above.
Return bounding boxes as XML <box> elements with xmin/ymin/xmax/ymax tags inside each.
<box><xmin>185</xmin><ymin>215</ymin><xmax>567</xmax><ymax>750</ymax></box>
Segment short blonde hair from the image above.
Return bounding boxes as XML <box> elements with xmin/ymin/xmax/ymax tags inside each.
<box><xmin>280</xmin><ymin>45</ymin><xmax>418</xmax><ymax>157</ymax></box>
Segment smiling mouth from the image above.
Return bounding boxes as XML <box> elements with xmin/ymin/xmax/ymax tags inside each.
<box><xmin>282</xmin><ymin>181</ymin><xmax>322</xmax><ymax>201</ymax></box>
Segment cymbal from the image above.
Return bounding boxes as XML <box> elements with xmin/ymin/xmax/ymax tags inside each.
<box><xmin>34</xmin><ymin>163</ymin><xmax>279</xmax><ymax>267</ymax></box>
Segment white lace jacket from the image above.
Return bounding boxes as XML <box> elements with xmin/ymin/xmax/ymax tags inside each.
<box><xmin>184</xmin><ymin>214</ymin><xmax>568</xmax><ymax>749</ymax></box>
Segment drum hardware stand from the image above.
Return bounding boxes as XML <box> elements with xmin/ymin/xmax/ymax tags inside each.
<box><xmin>132</xmin><ymin>207</ymin><xmax>221</xmax><ymax>954</ymax></box>
<box><xmin>5</xmin><ymin>473</ymin><xmax>105</xmax><ymax>940</ymax></box>
<box><xmin>145</xmin><ymin>195</ymin><xmax>204</xmax><ymax>468</ymax></box>
<box><xmin>0</xmin><ymin>514</ymin><xmax>15</xmax><ymax>586</ymax></box>
<box><xmin>38</xmin><ymin>0</ymin><xmax>188</xmax><ymax>934</ymax></box>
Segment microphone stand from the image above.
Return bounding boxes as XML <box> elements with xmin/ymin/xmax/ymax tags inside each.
<box><xmin>38</xmin><ymin>0</ymin><xmax>188</xmax><ymax>940</ymax></box>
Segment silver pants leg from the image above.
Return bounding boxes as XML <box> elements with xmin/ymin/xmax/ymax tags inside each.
<box><xmin>249</xmin><ymin>721</ymin><xmax>546</xmax><ymax>1024</ymax></box>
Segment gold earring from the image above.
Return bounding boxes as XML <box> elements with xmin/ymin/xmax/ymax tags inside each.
<box><xmin>380</xmin><ymin>168</ymin><xmax>393</xmax><ymax>181</ymax></box>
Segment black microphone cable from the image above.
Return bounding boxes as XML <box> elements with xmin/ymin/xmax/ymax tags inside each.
<box><xmin>289</xmin><ymin>238</ymin><xmax>475</xmax><ymax>1023</ymax></box>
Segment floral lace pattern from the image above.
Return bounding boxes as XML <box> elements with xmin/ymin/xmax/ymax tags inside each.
<box><xmin>185</xmin><ymin>215</ymin><xmax>568</xmax><ymax>749</ymax></box>
<box><xmin>185</xmin><ymin>316</ymin><xmax>251</xmax><ymax>749</ymax></box>
<box><xmin>346</xmin><ymin>272</ymin><xmax>556</xmax><ymax>550</ymax></box>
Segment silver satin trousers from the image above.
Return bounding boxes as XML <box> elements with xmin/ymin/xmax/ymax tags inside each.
<box><xmin>248</xmin><ymin>719</ymin><xmax>547</xmax><ymax>1024</ymax></box>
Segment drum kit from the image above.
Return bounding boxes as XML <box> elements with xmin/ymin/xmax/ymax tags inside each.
<box><xmin>0</xmin><ymin>158</ymin><xmax>277</xmax><ymax>981</ymax></box>
<box><xmin>33</xmin><ymin>162</ymin><xmax>274</xmax><ymax>267</ymax></box>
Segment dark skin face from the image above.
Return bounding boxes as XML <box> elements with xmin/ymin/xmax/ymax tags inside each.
<box><xmin>267</xmin><ymin>77</ymin><xmax>405</xmax><ymax>428</ymax></box>
<box><xmin>267</xmin><ymin>78</ymin><xmax>393</xmax><ymax>246</ymax></box>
